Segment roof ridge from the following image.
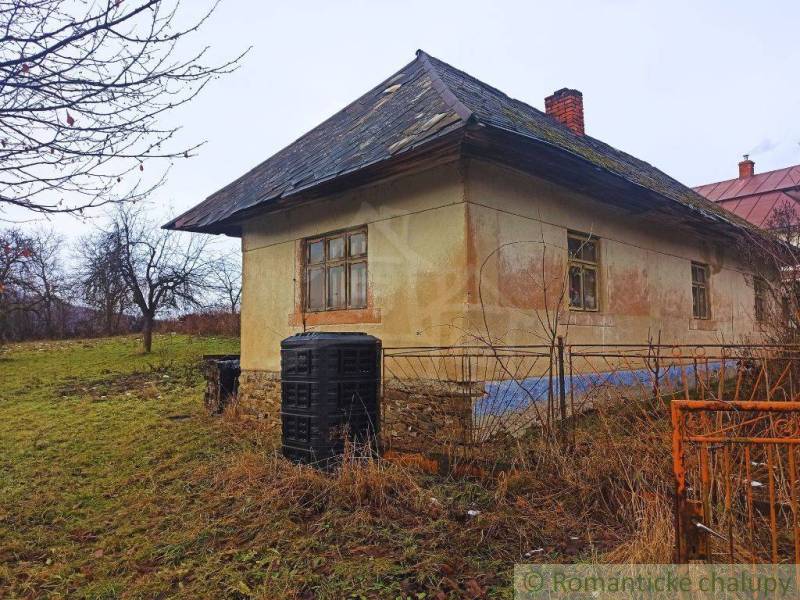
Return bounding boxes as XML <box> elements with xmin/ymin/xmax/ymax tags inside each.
<box><xmin>419</xmin><ymin>50</ymin><xmax>539</xmax><ymax>115</ymax></box>
<box><xmin>415</xmin><ymin>49</ymin><xmax>474</xmax><ymax>123</ymax></box>
<box><xmin>418</xmin><ymin>50</ymin><xmax>650</xmax><ymax>159</ymax></box>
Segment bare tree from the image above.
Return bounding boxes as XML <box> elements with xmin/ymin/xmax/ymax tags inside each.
<box><xmin>24</xmin><ymin>228</ymin><xmax>70</xmax><ymax>337</ymax></box>
<box><xmin>471</xmin><ymin>235</ymin><xmax>572</xmax><ymax>437</ymax></box>
<box><xmin>105</xmin><ymin>205</ymin><xmax>213</xmax><ymax>352</ymax></box>
<box><xmin>739</xmin><ymin>203</ymin><xmax>800</xmax><ymax>342</ymax></box>
<box><xmin>0</xmin><ymin>228</ymin><xmax>34</xmax><ymax>344</ymax></box>
<box><xmin>1</xmin><ymin>0</ymin><xmax>247</xmax><ymax>216</ymax></box>
<box><xmin>213</xmin><ymin>252</ymin><xmax>241</xmax><ymax>314</ymax></box>
<box><xmin>76</xmin><ymin>229</ymin><xmax>131</xmax><ymax>336</ymax></box>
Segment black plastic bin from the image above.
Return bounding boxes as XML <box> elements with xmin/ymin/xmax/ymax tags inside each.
<box><xmin>280</xmin><ymin>332</ymin><xmax>381</xmax><ymax>465</ymax></box>
<box><xmin>202</xmin><ymin>354</ymin><xmax>241</xmax><ymax>414</ymax></box>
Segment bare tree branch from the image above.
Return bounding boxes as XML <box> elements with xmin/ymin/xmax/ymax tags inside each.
<box><xmin>0</xmin><ymin>228</ymin><xmax>35</xmax><ymax>344</ymax></box>
<box><xmin>0</xmin><ymin>0</ymin><xmax>248</xmax><ymax>216</ymax></box>
<box><xmin>210</xmin><ymin>251</ymin><xmax>241</xmax><ymax>314</ymax></box>
<box><xmin>738</xmin><ymin>204</ymin><xmax>800</xmax><ymax>342</ymax></box>
<box><xmin>75</xmin><ymin>227</ymin><xmax>131</xmax><ymax>335</ymax></box>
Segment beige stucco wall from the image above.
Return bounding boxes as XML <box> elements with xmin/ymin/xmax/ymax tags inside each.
<box><xmin>463</xmin><ymin>159</ymin><xmax>762</xmax><ymax>346</ymax></box>
<box><xmin>238</xmin><ymin>162</ymin><xmax>470</xmax><ymax>372</ymax></box>
<box><xmin>238</xmin><ymin>157</ymin><xmax>763</xmax><ymax>372</ymax></box>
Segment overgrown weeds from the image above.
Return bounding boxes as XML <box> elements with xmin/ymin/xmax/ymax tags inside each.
<box><xmin>207</xmin><ymin>393</ymin><xmax>676</xmax><ymax>597</ymax></box>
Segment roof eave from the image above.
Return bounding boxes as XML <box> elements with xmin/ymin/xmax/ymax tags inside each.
<box><xmin>464</xmin><ymin>124</ymin><xmax>769</xmax><ymax>244</ymax></box>
<box><xmin>166</xmin><ymin>125</ymin><xmax>467</xmax><ymax>233</ymax></box>
<box><xmin>161</xmin><ymin>220</ymin><xmax>241</xmax><ymax>236</ymax></box>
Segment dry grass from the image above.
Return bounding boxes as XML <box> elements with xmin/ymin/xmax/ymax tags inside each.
<box><xmin>207</xmin><ymin>394</ymin><xmax>677</xmax><ymax>597</ymax></box>
<box><xmin>494</xmin><ymin>397</ymin><xmax>675</xmax><ymax>564</ymax></box>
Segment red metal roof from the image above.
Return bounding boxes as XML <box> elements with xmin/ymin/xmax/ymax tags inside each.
<box><xmin>693</xmin><ymin>164</ymin><xmax>800</xmax><ymax>228</ymax></box>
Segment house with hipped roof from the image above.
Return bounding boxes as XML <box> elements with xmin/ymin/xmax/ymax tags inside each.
<box><xmin>166</xmin><ymin>51</ymin><xmax>769</xmax><ymax>420</ymax></box>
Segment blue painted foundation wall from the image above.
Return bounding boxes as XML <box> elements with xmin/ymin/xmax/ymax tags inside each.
<box><xmin>474</xmin><ymin>360</ymin><xmax>734</xmax><ymax>417</ymax></box>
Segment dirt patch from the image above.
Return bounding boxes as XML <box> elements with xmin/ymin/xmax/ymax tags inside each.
<box><xmin>56</xmin><ymin>369</ymin><xmax>192</xmax><ymax>401</ymax></box>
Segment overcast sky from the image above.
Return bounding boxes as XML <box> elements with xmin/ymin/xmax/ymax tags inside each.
<box><xmin>9</xmin><ymin>0</ymin><xmax>800</xmax><ymax>252</ymax></box>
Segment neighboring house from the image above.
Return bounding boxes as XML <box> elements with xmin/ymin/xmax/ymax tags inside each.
<box><xmin>166</xmin><ymin>51</ymin><xmax>768</xmax><ymax>420</ymax></box>
<box><xmin>694</xmin><ymin>158</ymin><xmax>800</xmax><ymax>233</ymax></box>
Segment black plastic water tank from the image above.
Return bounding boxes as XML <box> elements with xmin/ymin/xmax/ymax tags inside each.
<box><xmin>280</xmin><ymin>332</ymin><xmax>381</xmax><ymax>465</ymax></box>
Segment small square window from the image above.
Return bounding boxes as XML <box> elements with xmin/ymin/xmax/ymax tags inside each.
<box><xmin>327</xmin><ymin>236</ymin><xmax>345</xmax><ymax>260</ymax></box>
<box><xmin>692</xmin><ymin>263</ymin><xmax>707</xmax><ymax>285</ymax></box>
<box><xmin>568</xmin><ymin>236</ymin><xmax>583</xmax><ymax>259</ymax></box>
<box><xmin>307</xmin><ymin>240</ymin><xmax>324</xmax><ymax>264</ymax></box>
<box><xmin>568</xmin><ymin>237</ymin><xmax>597</xmax><ymax>262</ymax></box>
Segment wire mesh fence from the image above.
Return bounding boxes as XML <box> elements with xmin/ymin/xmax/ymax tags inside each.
<box><xmin>569</xmin><ymin>343</ymin><xmax>800</xmax><ymax>411</ymax></box>
<box><xmin>381</xmin><ymin>342</ymin><xmax>800</xmax><ymax>462</ymax></box>
<box><xmin>381</xmin><ymin>345</ymin><xmax>557</xmax><ymax>465</ymax></box>
<box><xmin>381</xmin><ymin>341</ymin><xmax>800</xmax><ymax>562</ymax></box>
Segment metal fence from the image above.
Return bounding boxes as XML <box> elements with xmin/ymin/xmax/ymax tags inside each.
<box><xmin>381</xmin><ymin>341</ymin><xmax>800</xmax><ymax>562</ymax></box>
<box><xmin>381</xmin><ymin>345</ymin><xmax>555</xmax><ymax>464</ymax></box>
<box><xmin>673</xmin><ymin>400</ymin><xmax>800</xmax><ymax>563</ymax></box>
<box><xmin>381</xmin><ymin>342</ymin><xmax>800</xmax><ymax>461</ymax></box>
<box><xmin>569</xmin><ymin>343</ymin><xmax>800</xmax><ymax>406</ymax></box>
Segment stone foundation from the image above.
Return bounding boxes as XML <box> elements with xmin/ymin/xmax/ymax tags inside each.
<box><xmin>235</xmin><ymin>370</ymin><xmax>281</xmax><ymax>428</ymax></box>
<box><xmin>382</xmin><ymin>378</ymin><xmax>540</xmax><ymax>462</ymax></box>
<box><xmin>235</xmin><ymin>371</ymin><xmax>512</xmax><ymax>460</ymax></box>
<box><xmin>382</xmin><ymin>378</ymin><xmax>474</xmax><ymax>454</ymax></box>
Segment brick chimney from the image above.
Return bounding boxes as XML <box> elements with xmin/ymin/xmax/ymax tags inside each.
<box><xmin>545</xmin><ymin>88</ymin><xmax>584</xmax><ymax>135</ymax></box>
<box><xmin>738</xmin><ymin>155</ymin><xmax>755</xmax><ymax>179</ymax></box>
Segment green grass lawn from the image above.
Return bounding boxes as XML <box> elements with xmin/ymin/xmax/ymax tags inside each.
<box><xmin>0</xmin><ymin>335</ymin><xmax>246</xmax><ymax>599</ymax></box>
<box><xmin>0</xmin><ymin>335</ymin><xmax>512</xmax><ymax>599</ymax></box>
<box><xmin>0</xmin><ymin>334</ymin><xmax>664</xmax><ymax>599</ymax></box>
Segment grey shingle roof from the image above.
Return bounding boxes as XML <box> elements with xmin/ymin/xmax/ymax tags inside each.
<box><xmin>165</xmin><ymin>50</ymin><xmax>759</xmax><ymax>237</ymax></box>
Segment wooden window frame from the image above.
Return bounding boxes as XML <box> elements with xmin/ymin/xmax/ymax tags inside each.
<box><xmin>754</xmin><ymin>276</ymin><xmax>768</xmax><ymax>322</ymax></box>
<box><xmin>691</xmin><ymin>261</ymin><xmax>711</xmax><ymax>320</ymax></box>
<box><xmin>567</xmin><ymin>231</ymin><xmax>600</xmax><ymax>312</ymax></box>
<box><xmin>303</xmin><ymin>227</ymin><xmax>367</xmax><ymax>312</ymax></box>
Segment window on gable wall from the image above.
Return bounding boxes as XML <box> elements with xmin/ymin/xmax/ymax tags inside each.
<box><xmin>304</xmin><ymin>227</ymin><xmax>367</xmax><ymax>312</ymax></box>
<box><xmin>691</xmin><ymin>262</ymin><xmax>710</xmax><ymax>319</ymax></box>
<box><xmin>754</xmin><ymin>276</ymin><xmax>768</xmax><ymax>322</ymax></box>
<box><xmin>568</xmin><ymin>231</ymin><xmax>599</xmax><ymax>311</ymax></box>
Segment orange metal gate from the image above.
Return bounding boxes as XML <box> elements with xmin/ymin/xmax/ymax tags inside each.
<box><xmin>672</xmin><ymin>400</ymin><xmax>800</xmax><ymax>563</ymax></box>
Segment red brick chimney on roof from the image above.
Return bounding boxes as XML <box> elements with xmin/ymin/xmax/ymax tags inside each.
<box><xmin>545</xmin><ymin>88</ymin><xmax>584</xmax><ymax>136</ymax></box>
<box><xmin>739</xmin><ymin>155</ymin><xmax>755</xmax><ymax>179</ymax></box>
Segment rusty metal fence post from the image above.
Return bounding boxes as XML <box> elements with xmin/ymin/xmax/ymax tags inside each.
<box><xmin>651</xmin><ymin>332</ymin><xmax>661</xmax><ymax>403</ymax></box>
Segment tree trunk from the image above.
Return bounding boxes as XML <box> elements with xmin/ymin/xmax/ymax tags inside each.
<box><xmin>113</xmin><ymin>310</ymin><xmax>122</xmax><ymax>335</ymax></box>
<box><xmin>142</xmin><ymin>315</ymin><xmax>154</xmax><ymax>353</ymax></box>
<box><xmin>104</xmin><ymin>302</ymin><xmax>114</xmax><ymax>336</ymax></box>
